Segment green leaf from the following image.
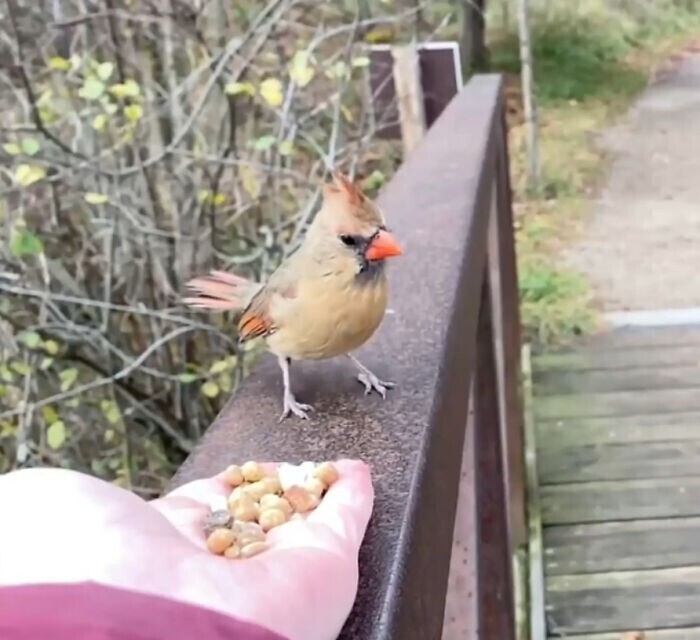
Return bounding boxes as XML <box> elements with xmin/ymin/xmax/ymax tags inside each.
<box><xmin>10</xmin><ymin>229</ymin><xmax>43</xmax><ymax>256</ymax></box>
<box><xmin>109</xmin><ymin>79</ymin><xmax>140</xmax><ymax>98</ymax></box>
<box><xmin>47</xmin><ymin>420</ymin><xmax>66</xmax><ymax>449</ymax></box>
<box><xmin>79</xmin><ymin>77</ymin><xmax>106</xmax><ymax>101</ymax></box>
<box><xmin>17</xmin><ymin>331</ymin><xmax>41</xmax><ymax>349</ymax></box>
<box><xmin>218</xmin><ymin>372</ymin><xmax>233</xmax><ymax>393</ymax></box>
<box><xmin>84</xmin><ymin>192</ymin><xmax>109</xmax><ymax>205</ymax></box>
<box><xmin>96</xmin><ymin>62</ymin><xmax>114</xmax><ymax>81</ymax></box>
<box><xmin>201</xmin><ymin>380</ymin><xmax>220</xmax><ymax>398</ymax></box>
<box><xmin>100</xmin><ymin>399</ymin><xmax>121</xmax><ymax>425</ymax></box>
<box><xmin>124</xmin><ymin>104</ymin><xmax>143</xmax><ymax>122</ymax></box>
<box><xmin>39</xmin><ymin>357</ymin><xmax>54</xmax><ymax>370</ymax></box>
<box><xmin>104</xmin><ymin>429</ymin><xmax>115</xmax><ymax>443</ymax></box>
<box><xmin>259</xmin><ymin>78</ymin><xmax>284</xmax><ymax>108</ymax></box>
<box><xmin>59</xmin><ymin>368</ymin><xmax>78</xmax><ymax>392</ymax></box>
<box><xmin>208</xmin><ymin>359</ymin><xmax>230</xmax><ymax>375</ymax></box>
<box><xmin>3</xmin><ymin>142</ymin><xmax>20</xmax><ymax>155</ymax></box>
<box><xmin>11</xmin><ymin>361</ymin><xmax>30</xmax><ymax>376</ymax></box>
<box><xmin>0</xmin><ymin>366</ymin><xmax>13</xmax><ymax>382</ymax></box>
<box><xmin>21</xmin><ymin>138</ymin><xmax>40</xmax><ymax>156</ymax></box>
<box><xmin>48</xmin><ymin>56</ymin><xmax>71</xmax><ymax>71</ymax></box>
<box><xmin>178</xmin><ymin>372</ymin><xmax>198</xmax><ymax>383</ymax></box>
<box><xmin>92</xmin><ymin>113</ymin><xmax>107</xmax><ymax>131</ymax></box>
<box><xmin>14</xmin><ymin>164</ymin><xmax>46</xmax><ymax>187</ymax></box>
<box><xmin>42</xmin><ymin>405</ymin><xmax>59</xmax><ymax>425</ymax></box>
<box><xmin>43</xmin><ymin>339</ymin><xmax>60</xmax><ymax>355</ymax></box>
<box><xmin>225</xmin><ymin>81</ymin><xmax>255</xmax><ymax>96</ymax></box>
<box><xmin>254</xmin><ymin>135</ymin><xmax>276</xmax><ymax>151</ymax></box>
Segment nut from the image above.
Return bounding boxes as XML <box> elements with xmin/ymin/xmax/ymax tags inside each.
<box><xmin>203</xmin><ymin>509</ymin><xmax>233</xmax><ymax>536</ymax></box>
<box><xmin>222</xmin><ymin>465</ymin><xmax>244</xmax><ymax>487</ymax></box>
<box><xmin>240</xmin><ymin>541</ymin><xmax>269</xmax><ymax>559</ymax></box>
<box><xmin>262</xmin><ymin>475</ymin><xmax>282</xmax><ymax>495</ymax></box>
<box><xmin>304</xmin><ymin>478</ymin><xmax>326</xmax><ymax>498</ymax></box>
<box><xmin>260</xmin><ymin>494</ymin><xmax>293</xmax><ymax>517</ymax></box>
<box><xmin>224</xmin><ymin>544</ymin><xmax>241</xmax><ymax>559</ymax></box>
<box><xmin>206</xmin><ymin>528</ymin><xmax>236</xmax><ymax>555</ymax></box>
<box><xmin>313</xmin><ymin>462</ymin><xmax>339</xmax><ymax>487</ymax></box>
<box><xmin>258</xmin><ymin>508</ymin><xmax>287</xmax><ymax>532</ymax></box>
<box><xmin>284</xmin><ymin>485</ymin><xmax>319</xmax><ymax>513</ymax></box>
<box><xmin>241</xmin><ymin>461</ymin><xmax>264</xmax><ymax>483</ymax></box>
<box><xmin>244</xmin><ymin>480</ymin><xmax>271</xmax><ymax>501</ymax></box>
<box><xmin>228</xmin><ymin>491</ymin><xmax>258</xmax><ymax>522</ymax></box>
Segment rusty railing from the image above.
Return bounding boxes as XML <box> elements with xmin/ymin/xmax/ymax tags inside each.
<box><xmin>171</xmin><ymin>73</ymin><xmax>525</xmax><ymax>640</ymax></box>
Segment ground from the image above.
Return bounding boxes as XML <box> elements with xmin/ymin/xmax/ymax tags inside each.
<box><xmin>563</xmin><ymin>50</ymin><xmax>700</xmax><ymax>313</ymax></box>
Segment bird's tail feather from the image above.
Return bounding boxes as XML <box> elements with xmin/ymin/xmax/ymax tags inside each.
<box><xmin>182</xmin><ymin>270</ymin><xmax>259</xmax><ymax>312</ymax></box>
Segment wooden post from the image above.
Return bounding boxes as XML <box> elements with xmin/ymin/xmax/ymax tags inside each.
<box><xmin>391</xmin><ymin>44</ymin><xmax>426</xmax><ymax>155</ymax></box>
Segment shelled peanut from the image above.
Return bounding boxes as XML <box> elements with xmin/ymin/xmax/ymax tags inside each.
<box><xmin>204</xmin><ymin>460</ymin><xmax>339</xmax><ymax>560</ymax></box>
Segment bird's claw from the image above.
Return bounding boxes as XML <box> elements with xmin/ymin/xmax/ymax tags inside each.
<box><xmin>357</xmin><ymin>371</ymin><xmax>396</xmax><ymax>399</ymax></box>
<box><xmin>279</xmin><ymin>393</ymin><xmax>314</xmax><ymax>421</ymax></box>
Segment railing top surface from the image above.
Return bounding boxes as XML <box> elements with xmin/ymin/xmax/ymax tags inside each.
<box><xmin>170</xmin><ymin>74</ymin><xmax>505</xmax><ymax>639</ymax></box>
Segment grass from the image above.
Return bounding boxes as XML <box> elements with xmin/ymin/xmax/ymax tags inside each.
<box><xmin>486</xmin><ymin>0</ymin><xmax>700</xmax><ymax>346</ymax></box>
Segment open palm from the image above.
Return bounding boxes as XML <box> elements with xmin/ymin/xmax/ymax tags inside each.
<box><xmin>0</xmin><ymin>459</ymin><xmax>373</xmax><ymax>640</ymax></box>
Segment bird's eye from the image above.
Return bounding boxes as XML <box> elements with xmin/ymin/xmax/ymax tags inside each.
<box><xmin>340</xmin><ymin>235</ymin><xmax>357</xmax><ymax>247</ymax></box>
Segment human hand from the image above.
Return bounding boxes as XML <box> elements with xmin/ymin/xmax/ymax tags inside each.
<box><xmin>0</xmin><ymin>459</ymin><xmax>373</xmax><ymax>640</ymax></box>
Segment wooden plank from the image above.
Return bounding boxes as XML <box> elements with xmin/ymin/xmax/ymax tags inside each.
<box><xmin>562</xmin><ymin>627</ymin><xmax>700</xmax><ymax>639</ymax></box>
<box><xmin>533</xmin><ymin>344</ymin><xmax>700</xmax><ymax>372</ymax></box>
<box><xmin>539</xmin><ymin>440</ymin><xmax>700</xmax><ymax>484</ymax></box>
<box><xmin>537</xmin><ymin>412</ymin><xmax>700</xmax><ymax>448</ymax></box>
<box><xmin>534</xmin><ymin>388</ymin><xmax>700</xmax><ymax>421</ymax></box>
<box><xmin>543</xmin><ymin>325</ymin><xmax>700</xmax><ymax>353</ymax></box>
<box><xmin>546</xmin><ymin>566</ymin><xmax>700</xmax><ymax>634</ymax></box>
<box><xmin>543</xmin><ymin>518</ymin><xmax>700</xmax><ymax>575</ymax></box>
<box><xmin>541</xmin><ymin>477</ymin><xmax>700</xmax><ymax>525</ymax></box>
<box><xmin>534</xmin><ymin>365</ymin><xmax>700</xmax><ymax>396</ymax></box>
<box><xmin>523</xmin><ymin>345</ymin><xmax>547</xmax><ymax>640</ymax></box>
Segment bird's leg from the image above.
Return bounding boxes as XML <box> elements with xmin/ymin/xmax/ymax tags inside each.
<box><xmin>277</xmin><ymin>356</ymin><xmax>314</xmax><ymax>421</ymax></box>
<box><xmin>347</xmin><ymin>354</ymin><xmax>395</xmax><ymax>399</ymax></box>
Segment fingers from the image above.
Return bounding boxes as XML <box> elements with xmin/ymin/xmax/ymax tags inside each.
<box><xmin>305</xmin><ymin>459</ymin><xmax>374</xmax><ymax>550</ymax></box>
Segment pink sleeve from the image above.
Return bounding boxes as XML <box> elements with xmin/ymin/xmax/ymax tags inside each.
<box><xmin>0</xmin><ymin>582</ymin><xmax>288</xmax><ymax>640</ymax></box>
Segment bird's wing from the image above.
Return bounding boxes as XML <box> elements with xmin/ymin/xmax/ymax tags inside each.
<box><xmin>237</xmin><ymin>252</ymin><xmax>302</xmax><ymax>342</ymax></box>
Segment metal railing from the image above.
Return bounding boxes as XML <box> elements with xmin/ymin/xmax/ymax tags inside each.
<box><xmin>170</xmin><ymin>73</ymin><xmax>525</xmax><ymax>640</ymax></box>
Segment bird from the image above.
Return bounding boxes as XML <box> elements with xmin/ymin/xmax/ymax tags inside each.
<box><xmin>182</xmin><ymin>170</ymin><xmax>403</xmax><ymax>421</ymax></box>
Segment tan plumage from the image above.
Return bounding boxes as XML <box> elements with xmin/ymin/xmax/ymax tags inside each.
<box><xmin>183</xmin><ymin>170</ymin><xmax>403</xmax><ymax>420</ymax></box>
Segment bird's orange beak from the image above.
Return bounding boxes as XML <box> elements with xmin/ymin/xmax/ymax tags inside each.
<box><xmin>365</xmin><ymin>229</ymin><xmax>403</xmax><ymax>261</ymax></box>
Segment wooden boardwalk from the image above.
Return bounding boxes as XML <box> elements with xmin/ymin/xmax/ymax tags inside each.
<box><xmin>531</xmin><ymin>325</ymin><xmax>700</xmax><ymax>639</ymax></box>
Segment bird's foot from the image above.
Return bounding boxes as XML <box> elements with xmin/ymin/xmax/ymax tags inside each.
<box><xmin>356</xmin><ymin>370</ymin><xmax>396</xmax><ymax>399</ymax></box>
<box><xmin>279</xmin><ymin>392</ymin><xmax>314</xmax><ymax>422</ymax></box>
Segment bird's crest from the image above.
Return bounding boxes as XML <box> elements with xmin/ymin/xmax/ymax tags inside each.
<box><xmin>320</xmin><ymin>169</ymin><xmax>385</xmax><ymax>229</ymax></box>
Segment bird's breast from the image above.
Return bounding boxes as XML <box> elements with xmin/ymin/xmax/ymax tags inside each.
<box><xmin>266</xmin><ymin>274</ymin><xmax>389</xmax><ymax>360</ymax></box>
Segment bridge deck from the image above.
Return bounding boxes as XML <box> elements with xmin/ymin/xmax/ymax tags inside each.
<box><xmin>532</xmin><ymin>325</ymin><xmax>700</xmax><ymax>639</ymax></box>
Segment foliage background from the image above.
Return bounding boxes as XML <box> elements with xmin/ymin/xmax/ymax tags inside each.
<box><xmin>1</xmin><ymin>0</ymin><xmax>699</xmax><ymax>492</ymax></box>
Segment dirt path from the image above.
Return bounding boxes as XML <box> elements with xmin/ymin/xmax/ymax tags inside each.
<box><xmin>563</xmin><ymin>51</ymin><xmax>700</xmax><ymax>312</ymax></box>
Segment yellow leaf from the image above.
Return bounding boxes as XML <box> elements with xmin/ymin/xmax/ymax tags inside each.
<box><xmin>351</xmin><ymin>56</ymin><xmax>371</xmax><ymax>68</ymax></box>
<box><xmin>3</xmin><ymin>143</ymin><xmax>20</xmax><ymax>155</ymax></box>
<box><xmin>278</xmin><ymin>140</ymin><xmax>295</xmax><ymax>156</ymax></box>
<box><xmin>124</xmin><ymin>104</ymin><xmax>143</xmax><ymax>122</ymax></box>
<box><xmin>260</xmin><ymin>78</ymin><xmax>284</xmax><ymax>108</ymax></box>
<box><xmin>96</xmin><ymin>62</ymin><xmax>114</xmax><ymax>81</ymax></box>
<box><xmin>208</xmin><ymin>359</ymin><xmax>230</xmax><ymax>375</ymax></box>
<box><xmin>201</xmin><ymin>380</ymin><xmax>220</xmax><ymax>398</ymax></box>
<box><xmin>92</xmin><ymin>113</ymin><xmax>107</xmax><ymax>131</ymax></box>
<box><xmin>14</xmin><ymin>164</ymin><xmax>46</xmax><ymax>187</ymax></box>
<box><xmin>340</xmin><ymin>104</ymin><xmax>354</xmax><ymax>123</ymax></box>
<box><xmin>47</xmin><ymin>420</ymin><xmax>66</xmax><ymax>449</ymax></box>
<box><xmin>239</xmin><ymin>164</ymin><xmax>261</xmax><ymax>199</ymax></box>
<box><xmin>225</xmin><ymin>81</ymin><xmax>255</xmax><ymax>96</ymax></box>
<box><xmin>289</xmin><ymin>51</ymin><xmax>314</xmax><ymax>87</ymax></box>
<box><xmin>109</xmin><ymin>79</ymin><xmax>140</xmax><ymax>98</ymax></box>
<box><xmin>84</xmin><ymin>192</ymin><xmax>109</xmax><ymax>205</ymax></box>
<box><xmin>44</xmin><ymin>339</ymin><xmax>59</xmax><ymax>356</ymax></box>
<box><xmin>48</xmin><ymin>56</ymin><xmax>71</xmax><ymax>71</ymax></box>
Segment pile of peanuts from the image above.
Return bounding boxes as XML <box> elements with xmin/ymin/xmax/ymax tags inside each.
<box><xmin>204</xmin><ymin>460</ymin><xmax>339</xmax><ymax>559</ymax></box>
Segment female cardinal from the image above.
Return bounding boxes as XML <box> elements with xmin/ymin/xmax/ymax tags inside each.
<box><xmin>182</xmin><ymin>171</ymin><xmax>403</xmax><ymax>421</ymax></box>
